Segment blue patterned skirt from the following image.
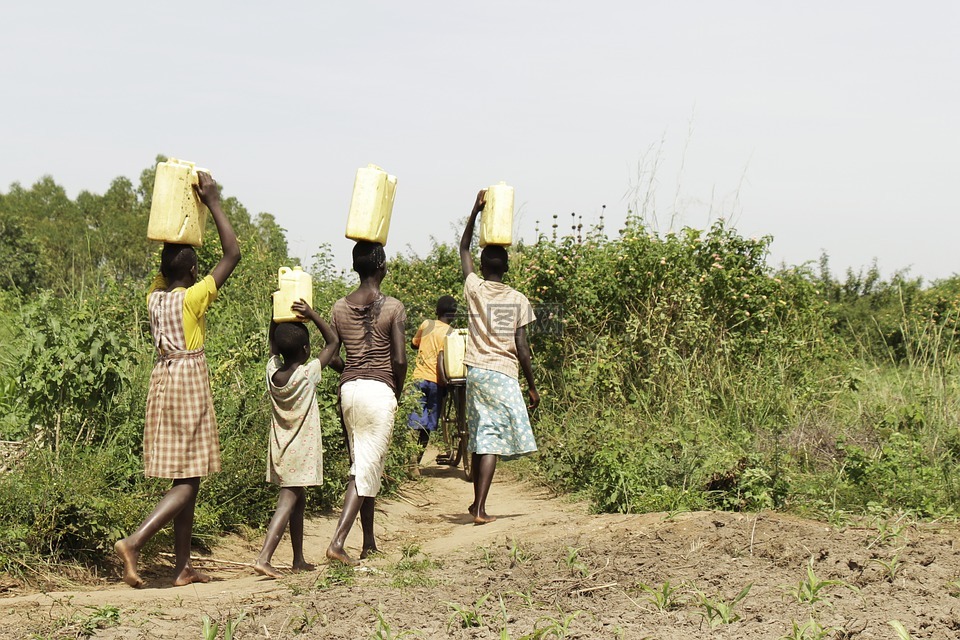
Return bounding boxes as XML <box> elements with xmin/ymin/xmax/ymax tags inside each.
<box><xmin>466</xmin><ymin>366</ymin><xmax>537</xmax><ymax>459</ymax></box>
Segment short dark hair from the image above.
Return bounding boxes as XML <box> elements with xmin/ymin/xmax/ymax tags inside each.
<box><xmin>161</xmin><ymin>244</ymin><xmax>198</xmax><ymax>280</ymax></box>
<box><xmin>274</xmin><ymin>322</ymin><xmax>309</xmax><ymax>360</ymax></box>
<box><xmin>352</xmin><ymin>241</ymin><xmax>386</xmax><ymax>278</ymax></box>
<box><xmin>480</xmin><ymin>245</ymin><xmax>509</xmax><ymax>276</ymax></box>
<box><xmin>436</xmin><ymin>295</ymin><xmax>457</xmax><ymax>318</ymax></box>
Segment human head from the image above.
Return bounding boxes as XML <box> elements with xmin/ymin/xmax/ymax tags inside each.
<box><xmin>352</xmin><ymin>241</ymin><xmax>387</xmax><ymax>279</ymax></box>
<box><xmin>480</xmin><ymin>245</ymin><xmax>509</xmax><ymax>278</ymax></box>
<box><xmin>160</xmin><ymin>243</ymin><xmax>198</xmax><ymax>283</ymax></box>
<box><xmin>274</xmin><ymin>322</ymin><xmax>310</xmax><ymax>362</ymax></box>
<box><xmin>436</xmin><ymin>295</ymin><xmax>457</xmax><ymax>322</ymax></box>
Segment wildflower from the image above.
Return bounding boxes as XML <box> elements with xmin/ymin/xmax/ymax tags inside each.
<box><xmin>712</xmin><ymin>263</ymin><xmax>723</xmax><ymax>269</ymax></box>
<box><xmin>660</xmin><ymin>257</ymin><xmax>666</xmax><ymax>265</ymax></box>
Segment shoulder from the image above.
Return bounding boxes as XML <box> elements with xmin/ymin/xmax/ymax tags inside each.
<box><xmin>266</xmin><ymin>355</ymin><xmax>282</xmax><ymax>375</ymax></box>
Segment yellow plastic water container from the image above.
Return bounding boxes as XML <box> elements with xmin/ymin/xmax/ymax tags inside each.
<box><xmin>147</xmin><ymin>158</ymin><xmax>210</xmax><ymax>246</ymax></box>
<box><xmin>443</xmin><ymin>328</ymin><xmax>469</xmax><ymax>380</ymax></box>
<box><xmin>272</xmin><ymin>266</ymin><xmax>313</xmax><ymax>323</ymax></box>
<box><xmin>345</xmin><ymin>164</ymin><xmax>397</xmax><ymax>246</ymax></box>
<box><xmin>479</xmin><ymin>182</ymin><xmax>514</xmax><ymax>247</ymax></box>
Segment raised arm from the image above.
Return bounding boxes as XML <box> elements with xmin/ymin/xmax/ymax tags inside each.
<box><xmin>460</xmin><ymin>190</ymin><xmax>486</xmax><ymax>278</ymax></box>
<box><xmin>268</xmin><ymin>320</ymin><xmax>279</xmax><ymax>357</ymax></box>
<box><xmin>516</xmin><ymin>325</ymin><xmax>539</xmax><ymax>410</ymax></box>
<box><xmin>292</xmin><ymin>299</ymin><xmax>341</xmax><ymax>368</ymax></box>
<box><xmin>195</xmin><ymin>172</ymin><xmax>241</xmax><ymax>289</ymax></box>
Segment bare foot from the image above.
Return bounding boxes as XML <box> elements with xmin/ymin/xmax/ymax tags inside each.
<box><xmin>473</xmin><ymin>513</ymin><xmax>497</xmax><ymax>525</ymax></box>
<box><xmin>467</xmin><ymin>504</ymin><xmax>477</xmax><ymax>516</ymax></box>
<box><xmin>291</xmin><ymin>560</ymin><xmax>316</xmax><ymax>573</ymax></box>
<box><xmin>360</xmin><ymin>546</ymin><xmax>380</xmax><ymax>560</ymax></box>
<box><xmin>253</xmin><ymin>561</ymin><xmax>283</xmax><ymax>579</ymax></box>
<box><xmin>115</xmin><ymin>539</ymin><xmax>143</xmax><ymax>588</ymax></box>
<box><xmin>326</xmin><ymin>546</ymin><xmax>359</xmax><ymax>567</ymax></box>
<box><xmin>173</xmin><ymin>566</ymin><xmax>211</xmax><ymax>586</ymax></box>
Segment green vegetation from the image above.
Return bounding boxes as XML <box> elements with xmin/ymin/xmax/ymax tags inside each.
<box><xmin>2</xmin><ymin>159</ymin><xmax>960</xmax><ymax>581</ymax></box>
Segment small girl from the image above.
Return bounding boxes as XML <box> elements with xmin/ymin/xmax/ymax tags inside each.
<box><xmin>253</xmin><ymin>299</ymin><xmax>339</xmax><ymax>578</ymax></box>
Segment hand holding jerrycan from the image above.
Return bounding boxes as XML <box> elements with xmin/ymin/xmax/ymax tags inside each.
<box><xmin>479</xmin><ymin>182</ymin><xmax>514</xmax><ymax>247</ymax></box>
<box><xmin>147</xmin><ymin>158</ymin><xmax>210</xmax><ymax>246</ymax></box>
<box><xmin>345</xmin><ymin>164</ymin><xmax>397</xmax><ymax>246</ymax></box>
<box><xmin>272</xmin><ymin>266</ymin><xmax>313</xmax><ymax>323</ymax></box>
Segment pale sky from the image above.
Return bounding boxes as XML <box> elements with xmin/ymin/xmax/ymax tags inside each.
<box><xmin>2</xmin><ymin>2</ymin><xmax>958</xmax><ymax>281</ymax></box>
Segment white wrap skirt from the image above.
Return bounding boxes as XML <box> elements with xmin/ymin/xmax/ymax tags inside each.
<box><xmin>341</xmin><ymin>379</ymin><xmax>397</xmax><ymax>497</ymax></box>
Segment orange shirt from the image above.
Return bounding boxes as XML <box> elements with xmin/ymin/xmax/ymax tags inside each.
<box><xmin>411</xmin><ymin>319</ymin><xmax>451</xmax><ymax>383</ymax></box>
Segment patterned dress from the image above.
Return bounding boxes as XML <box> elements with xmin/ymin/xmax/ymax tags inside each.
<box><xmin>143</xmin><ymin>283</ymin><xmax>221</xmax><ymax>479</ymax></box>
<box><xmin>266</xmin><ymin>356</ymin><xmax>324</xmax><ymax>487</ymax></box>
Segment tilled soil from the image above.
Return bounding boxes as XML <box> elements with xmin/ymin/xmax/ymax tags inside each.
<box><xmin>2</xmin><ymin>450</ymin><xmax>960</xmax><ymax>639</ymax></box>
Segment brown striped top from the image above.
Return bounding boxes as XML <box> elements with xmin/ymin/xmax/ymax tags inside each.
<box><xmin>331</xmin><ymin>294</ymin><xmax>406</xmax><ymax>391</ymax></box>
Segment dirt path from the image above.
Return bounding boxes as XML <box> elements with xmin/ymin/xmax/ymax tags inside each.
<box><xmin>3</xmin><ymin>449</ymin><xmax>960</xmax><ymax>639</ymax></box>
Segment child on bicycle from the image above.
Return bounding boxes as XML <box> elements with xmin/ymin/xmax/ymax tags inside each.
<box><xmin>253</xmin><ymin>300</ymin><xmax>340</xmax><ymax>579</ymax></box>
<box><xmin>408</xmin><ymin>295</ymin><xmax>458</xmax><ymax>457</ymax></box>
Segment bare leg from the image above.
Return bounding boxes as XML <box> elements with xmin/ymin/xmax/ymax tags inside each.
<box><xmin>172</xmin><ymin>478</ymin><xmax>209</xmax><ymax>586</ymax></box>
<box><xmin>115</xmin><ymin>478</ymin><xmax>202</xmax><ymax>588</ymax></box>
<box><xmin>326</xmin><ymin>477</ymin><xmax>362</xmax><ymax>566</ymax></box>
<box><xmin>289</xmin><ymin>488</ymin><xmax>313</xmax><ymax>572</ymax></box>
<box><xmin>359</xmin><ymin>497</ymin><xmax>378</xmax><ymax>558</ymax></box>
<box><xmin>254</xmin><ymin>487</ymin><xmax>300</xmax><ymax>579</ymax></box>
<box><xmin>468</xmin><ymin>453</ymin><xmax>498</xmax><ymax>524</ymax></box>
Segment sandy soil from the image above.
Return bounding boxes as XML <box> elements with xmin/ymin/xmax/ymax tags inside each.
<box><xmin>3</xmin><ymin>448</ymin><xmax>960</xmax><ymax>639</ymax></box>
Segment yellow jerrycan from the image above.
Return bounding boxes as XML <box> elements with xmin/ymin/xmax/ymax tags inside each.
<box><xmin>443</xmin><ymin>328</ymin><xmax>469</xmax><ymax>380</ymax></box>
<box><xmin>272</xmin><ymin>266</ymin><xmax>313</xmax><ymax>323</ymax></box>
<box><xmin>345</xmin><ymin>164</ymin><xmax>397</xmax><ymax>246</ymax></box>
<box><xmin>479</xmin><ymin>182</ymin><xmax>514</xmax><ymax>247</ymax></box>
<box><xmin>147</xmin><ymin>158</ymin><xmax>210</xmax><ymax>246</ymax></box>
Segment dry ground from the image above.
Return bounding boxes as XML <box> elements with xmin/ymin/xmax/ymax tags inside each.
<box><xmin>2</xmin><ymin>448</ymin><xmax>960</xmax><ymax>639</ymax></box>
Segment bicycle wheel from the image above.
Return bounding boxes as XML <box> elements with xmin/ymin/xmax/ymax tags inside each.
<box><xmin>455</xmin><ymin>384</ymin><xmax>472</xmax><ymax>481</ymax></box>
<box><xmin>446</xmin><ymin>385</ymin><xmax>464</xmax><ymax>467</ymax></box>
<box><xmin>436</xmin><ymin>387</ymin><xmax>460</xmax><ymax>466</ymax></box>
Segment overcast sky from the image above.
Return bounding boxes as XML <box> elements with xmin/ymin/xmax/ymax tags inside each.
<box><xmin>2</xmin><ymin>2</ymin><xmax>958</xmax><ymax>281</ymax></box>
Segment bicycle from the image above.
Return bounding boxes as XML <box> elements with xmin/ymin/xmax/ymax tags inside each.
<box><xmin>435</xmin><ymin>379</ymin><xmax>471</xmax><ymax>481</ymax></box>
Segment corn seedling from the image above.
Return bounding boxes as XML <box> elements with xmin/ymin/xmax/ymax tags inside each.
<box><xmin>637</xmin><ymin>580</ymin><xmax>683</xmax><ymax>611</ymax></box>
<box><xmin>370</xmin><ymin>605</ymin><xmax>422</xmax><ymax>639</ymax></box>
<box><xmin>870</xmin><ymin>550</ymin><xmax>904</xmax><ymax>582</ymax></box>
<box><xmin>889</xmin><ymin>620</ymin><xmax>912</xmax><ymax>640</ymax></box>
<box><xmin>694</xmin><ymin>583</ymin><xmax>752</xmax><ymax>627</ymax></box>
<box><xmin>558</xmin><ymin>547</ymin><xmax>588</xmax><ymax>577</ymax></box>
<box><xmin>445</xmin><ymin>594</ymin><xmax>491</xmax><ymax>630</ymax></box>
<box><xmin>509</xmin><ymin>538</ymin><xmax>531</xmax><ymax>567</ymax></box>
<box><xmin>947</xmin><ymin>578</ymin><xmax>960</xmax><ymax>598</ymax></box>
<box><xmin>785</xmin><ymin>559</ymin><xmax>857</xmax><ymax>605</ymax></box>
<box><xmin>779</xmin><ymin>617</ymin><xmax>839</xmax><ymax>640</ymax></box>
<box><xmin>526</xmin><ymin>609</ymin><xmax>582</xmax><ymax>638</ymax></box>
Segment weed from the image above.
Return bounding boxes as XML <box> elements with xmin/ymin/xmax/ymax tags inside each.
<box><xmin>292</xmin><ymin>604</ymin><xmax>324</xmax><ymax>634</ymax></box>
<box><xmin>391</xmin><ymin>544</ymin><xmax>438</xmax><ymax>588</ymax></box>
<box><xmin>637</xmin><ymin>580</ymin><xmax>684</xmax><ymax>611</ymax></box>
<box><xmin>313</xmin><ymin>562</ymin><xmax>355</xmax><ymax>590</ymax></box>
<box><xmin>693</xmin><ymin>583</ymin><xmax>752</xmax><ymax>627</ymax></box>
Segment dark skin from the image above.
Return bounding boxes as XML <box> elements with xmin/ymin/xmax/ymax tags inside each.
<box><xmin>460</xmin><ymin>190</ymin><xmax>539</xmax><ymax>525</ymax></box>
<box><xmin>253</xmin><ymin>300</ymin><xmax>339</xmax><ymax>580</ymax></box>
<box><xmin>326</xmin><ymin>262</ymin><xmax>407</xmax><ymax>565</ymax></box>
<box><xmin>115</xmin><ymin>172</ymin><xmax>241</xmax><ymax>588</ymax></box>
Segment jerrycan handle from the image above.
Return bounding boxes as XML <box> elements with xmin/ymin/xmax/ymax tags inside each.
<box><xmin>278</xmin><ymin>266</ymin><xmax>290</xmax><ymax>280</ymax></box>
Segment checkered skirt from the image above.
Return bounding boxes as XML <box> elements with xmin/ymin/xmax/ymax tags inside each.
<box><xmin>144</xmin><ymin>288</ymin><xmax>221</xmax><ymax>478</ymax></box>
